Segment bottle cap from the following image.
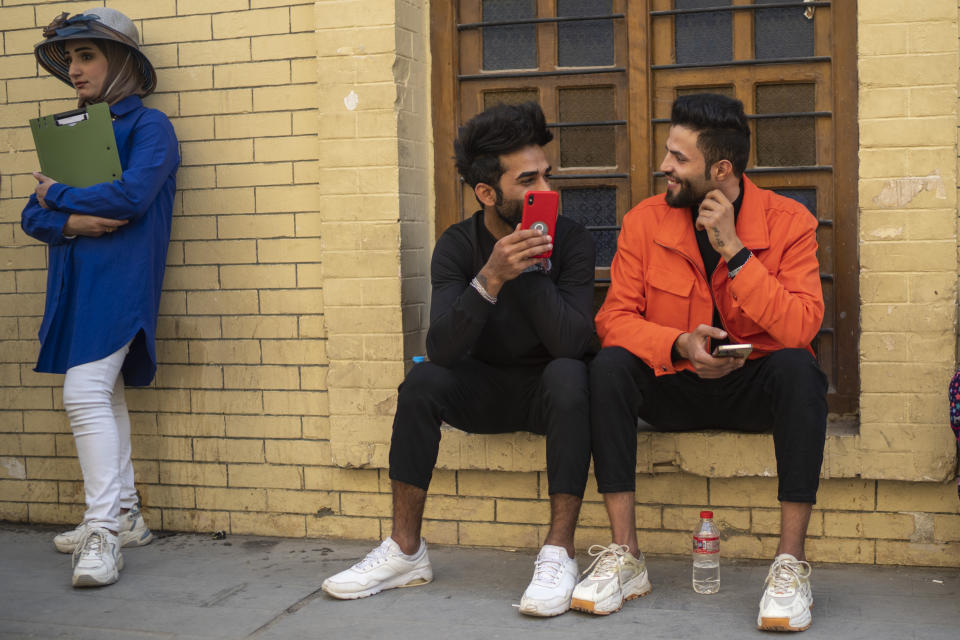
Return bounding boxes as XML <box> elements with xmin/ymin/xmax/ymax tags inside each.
<box><xmin>700</xmin><ymin>510</ymin><xmax>713</xmax><ymax>519</ymax></box>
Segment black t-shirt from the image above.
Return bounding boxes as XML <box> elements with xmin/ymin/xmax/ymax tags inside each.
<box><xmin>425</xmin><ymin>210</ymin><xmax>597</xmax><ymax>367</ymax></box>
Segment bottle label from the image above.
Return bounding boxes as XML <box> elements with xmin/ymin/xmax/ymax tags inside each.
<box><xmin>693</xmin><ymin>535</ymin><xmax>719</xmax><ymax>554</ymax></box>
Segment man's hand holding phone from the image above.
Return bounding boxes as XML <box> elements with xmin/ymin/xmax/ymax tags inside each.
<box><xmin>477</xmin><ymin>226</ymin><xmax>552</xmax><ymax>297</ymax></box>
<box><xmin>674</xmin><ymin>325</ymin><xmax>747</xmax><ymax>379</ymax></box>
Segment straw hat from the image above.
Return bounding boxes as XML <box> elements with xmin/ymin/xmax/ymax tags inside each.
<box><xmin>34</xmin><ymin>8</ymin><xmax>156</xmax><ymax>96</ymax></box>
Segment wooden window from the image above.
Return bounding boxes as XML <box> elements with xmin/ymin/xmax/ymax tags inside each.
<box><xmin>432</xmin><ymin>1</ymin><xmax>858</xmax><ymax>414</ymax></box>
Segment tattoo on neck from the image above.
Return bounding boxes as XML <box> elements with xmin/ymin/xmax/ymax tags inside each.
<box><xmin>713</xmin><ymin>228</ymin><xmax>724</xmax><ymax>247</ymax></box>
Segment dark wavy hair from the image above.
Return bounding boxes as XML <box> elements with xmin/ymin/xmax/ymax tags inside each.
<box><xmin>453</xmin><ymin>101</ymin><xmax>553</xmax><ymax>194</ymax></box>
<box><xmin>671</xmin><ymin>93</ymin><xmax>750</xmax><ymax>178</ymax></box>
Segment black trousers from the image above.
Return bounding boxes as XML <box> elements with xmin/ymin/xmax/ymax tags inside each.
<box><xmin>389</xmin><ymin>357</ymin><xmax>592</xmax><ymax>498</ymax></box>
<box><xmin>590</xmin><ymin>347</ymin><xmax>828</xmax><ymax>503</ymax></box>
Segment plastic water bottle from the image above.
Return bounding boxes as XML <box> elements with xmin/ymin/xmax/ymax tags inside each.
<box><xmin>692</xmin><ymin>510</ymin><xmax>720</xmax><ymax>594</ymax></box>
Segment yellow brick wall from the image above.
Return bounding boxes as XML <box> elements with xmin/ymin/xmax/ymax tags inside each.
<box><xmin>0</xmin><ymin>1</ymin><xmax>958</xmax><ymax>567</ymax></box>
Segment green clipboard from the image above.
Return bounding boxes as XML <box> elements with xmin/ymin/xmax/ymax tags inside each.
<box><xmin>29</xmin><ymin>102</ymin><xmax>122</xmax><ymax>188</ymax></box>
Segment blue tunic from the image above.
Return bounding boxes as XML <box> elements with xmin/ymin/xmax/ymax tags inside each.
<box><xmin>21</xmin><ymin>95</ymin><xmax>179</xmax><ymax>386</ymax></box>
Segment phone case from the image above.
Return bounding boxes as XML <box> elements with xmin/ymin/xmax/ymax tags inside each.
<box><xmin>521</xmin><ymin>190</ymin><xmax>559</xmax><ymax>258</ymax></box>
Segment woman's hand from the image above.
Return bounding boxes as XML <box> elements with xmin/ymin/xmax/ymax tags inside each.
<box><xmin>32</xmin><ymin>172</ymin><xmax>58</xmax><ymax>209</ymax></box>
<box><xmin>63</xmin><ymin>214</ymin><xmax>128</xmax><ymax>237</ymax></box>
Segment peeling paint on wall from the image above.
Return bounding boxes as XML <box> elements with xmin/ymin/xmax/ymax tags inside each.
<box><xmin>344</xmin><ymin>90</ymin><xmax>359</xmax><ymax>111</ymax></box>
<box><xmin>873</xmin><ymin>170</ymin><xmax>947</xmax><ymax>207</ymax></box>
<box><xmin>0</xmin><ymin>457</ymin><xmax>26</xmax><ymax>479</ymax></box>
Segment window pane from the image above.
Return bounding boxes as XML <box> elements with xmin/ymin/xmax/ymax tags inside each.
<box><xmin>675</xmin><ymin>0</ymin><xmax>732</xmax><ymax>65</ymax></box>
<box><xmin>557</xmin><ymin>0</ymin><xmax>614</xmax><ymax>67</ymax></box>
<box><xmin>482</xmin><ymin>0</ymin><xmax>537</xmax><ymax>70</ymax></box>
<box><xmin>560</xmin><ymin>187</ymin><xmax>618</xmax><ymax>267</ymax></box>
<box><xmin>754</xmin><ymin>0</ymin><xmax>815</xmax><ymax>60</ymax></box>
<box><xmin>483</xmin><ymin>89</ymin><xmax>539</xmax><ymax>110</ymax></box>
<box><xmin>558</xmin><ymin>87</ymin><xmax>617</xmax><ymax>167</ymax></box>
<box><xmin>755</xmin><ymin>84</ymin><xmax>816</xmax><ymax>167</ymax></box>
<box><xmin>773</xmin><ymin>188</ymin><xmax>817</xmax><ymax>218</ymax></box>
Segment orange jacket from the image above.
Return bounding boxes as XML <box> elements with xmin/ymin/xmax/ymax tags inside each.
<box><xmin>596</xmin><ymin>176</ymin><xmax>824</xmax><ymax>376</ymax></box>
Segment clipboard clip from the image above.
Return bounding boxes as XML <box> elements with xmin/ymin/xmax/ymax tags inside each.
<box><xmin>54</xmin><ymin>107</ymin><xmax>90</xmax><ymax>127</ymax></box>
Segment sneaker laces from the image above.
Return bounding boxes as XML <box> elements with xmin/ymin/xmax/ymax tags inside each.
<box><xmin>72</xmin><ymin>528</ymin><xmax>106</xmax><ymax>567</ymax></box>
<box><xmin>531</xmin><ymin>553</ymin><xmax>565</xmax><ymax>586</ymax></box>
<box><xmin>767</xmin><ymin>556</ymin><xmax>811</xmax><ymax>595</ymax></box>
<box><xmin>354</xmin><ymin>541</ymin><xmax>397</xmax><ymax>571</ymax></box>
<box><xmin>581</xmin><ymin>543</ymin><xmax>631</xmax><ymax>582</ymax></box>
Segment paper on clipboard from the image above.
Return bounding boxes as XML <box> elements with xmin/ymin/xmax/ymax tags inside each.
<box><xmin>29</xmin><ymin>102</ymin><xmax>122</xmax><ymax>188</ymax></box>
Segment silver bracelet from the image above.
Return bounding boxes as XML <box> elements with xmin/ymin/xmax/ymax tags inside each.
<box><xmin>470</xmin><ymin>277</ymin><xmax>497</xmax><ymax>304</ymax></box>
<box><xmin>728</xmin><ymin>252</ymin><xmax>752</xmax><ymax>279</ymax></box>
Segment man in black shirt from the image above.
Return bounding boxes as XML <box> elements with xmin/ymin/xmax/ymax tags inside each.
<box><xmin>322</xmin><ymin>102</ymin><xmax>597</xmax><ymax>617</ymax></box>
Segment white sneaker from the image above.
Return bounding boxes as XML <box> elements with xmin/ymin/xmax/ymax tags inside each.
<box><xmin>54</xmin><ymin>506</ymin><xmax>154</xmax><ymax>553</ymax></box>
<box><xmin>757</xmin><ymin>553</ymin><xmax>813</xmax><ymax>632</ymax></box>
<box><xmin>518</xmin><ymin>545</ymin><xmax>578</xmax><ymax>617</ymax></box>
<box><xmin>570</xmin><ymin>543</ymin><xmax>652</xmax><ymax>615</ymax></box>
<box><xmin>321</xmin><ymin>538</ymin><xmax>433</xmax><ymax>600</ymax></box>
<box><xmin>72</xmin><ymin>527</ymin><xmax>124</xmax><ymax>588</ymax></box>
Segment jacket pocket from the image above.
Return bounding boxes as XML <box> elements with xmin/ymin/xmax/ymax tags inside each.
<box><xmin>646</xmin><ymin>267</ymin><xmax>695</xmax><ymax>328</ymax></box>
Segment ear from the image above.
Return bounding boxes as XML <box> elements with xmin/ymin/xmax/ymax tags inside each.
<box><xmin>712</xmin><ymin>159</ymin><xmax>735</xmax><ymax>183</ymax></box>
<box><xmin>475</xmin><ymin>182</ymin><xmax>498</xmax><ymax>208</ymax></box>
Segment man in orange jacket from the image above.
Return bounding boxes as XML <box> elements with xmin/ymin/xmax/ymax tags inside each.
<box><xmin>571</xmin><ymin>94</ymin><xmax>827</xmax><ymax>632</ymax></box>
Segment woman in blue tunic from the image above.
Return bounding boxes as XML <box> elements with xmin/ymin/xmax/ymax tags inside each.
<box><xmin>21</xmin><ymin>8</ymin><xmax>178</xmax><ymax>588</ymax></box>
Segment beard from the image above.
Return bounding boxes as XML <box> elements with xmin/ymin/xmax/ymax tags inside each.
<box><xmin>664</xmin><ymin>174</ymin><xmax>708</xmax><ymax>209</ymax></box>
<box><xmin>494</xmin><ymin>192</ymin><xmax>524</xmax><ymax>228</ymax></box>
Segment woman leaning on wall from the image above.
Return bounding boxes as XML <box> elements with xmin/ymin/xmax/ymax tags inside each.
<box><xmin>20</xmin><ymin>8</ymin><xmax>179</xmax><ymax>588</ymax></box>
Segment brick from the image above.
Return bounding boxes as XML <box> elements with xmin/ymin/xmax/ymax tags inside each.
<box><xmin>460</xmin><ymin>522</ymin><xmax>539</xmax><ymax>549</ymax></box>
<box><xmin>255</xmin><ymin>135</ymin><xmax>318</xmax><ymax>162</ymax></box>
<box><xmin>458</xmin><ymin>471</ymin><xmax>539</xmax><ymax>500</ymax></box>
<box><xmin>179</xmin><ymin>89</ymin><xmax>252</xmax><ymax>116</ymax></box>
<box><xmin>225</xmin><ymin>415</ymin><xmax>301</xmax><ymax>439</ymax></box>
<box><xmin>253</xmin><ymin>84</ymin><xmax>318</xmax><ymax>112</ymax></box>
<box><xmin>160</xmin><ymin>265</ymin><xmax>220</xmax><ymax>291</ymax></box>
<box><xmin>751</xmin><ymin>508</ymin><xmax>824</xmax><ymax>536</ymax></box>
<box><xmin>266</xmin><ymin>489</ymin><xmax>337</xmax><ymax>514</ymax></box>
<box><xmin>823</xmin><ymin>512</ymin><xmax>916</xmax><ymax>540</ymax></box>
<box><xmin>252</xmin><ymin>32</ymin><xmax>315</xmax><ymax>61</ymax></box>
<box><xmin>169</xmin><ymin>116</ymin><xmax>214</xmax><ymax>141</ymax></box>
<box><xmin>263</xmin><ymin>391</ymin><xmax>328</xmax><ymax>416</ymax></box>
<box><xmin>307</xmin><ymin>514</ymin><xmax>380</xmax><ymax>540</ymax></box>
<box><xmin>805</xmin><ymin>537</ymin><xmax>875</xmax><ymax>564</ymax></box>
<box><xmin>877</xmin><ymin>480</ymin><xmax>958</xmax><ymax>512</ymax></box>
<box><xmin>218</xmin><ymin>214</ymin><xmax>295</xmax><ymax>239</ymax></box>
<box><xmin>221</xmin><ymin>316</ymin><xmax>298</xmax><ymax>339</ymax></box>
<box><xmin>182</xmin><ymin>140</ymin><xmax>255</xmax><ymax>167</ymax></box>
<box><xmin>159</xmin><ymin>414</ymin><xmax>225</xmax><ymax>437</ymax></box>
<box><xmin>258</xmin><ymin>290</ymin><xmax>323</xmax><ymax>315</ymax></box>
<box><xmin>817</xmin><ymin>479</ymin><xmax>876</xmax><ymax>510</ymax></box>
<box><xmin>162</xmin><ymin>508</ymin><xmax>230</xmax><ymax>533</ymax></box>
<box><xmin>215</xmin><ymin>61</ymin><xmax>290</xmax><ymax>88</ymax></box>
<box><xmin>187</xmin><ymin>291</ymin><xmax>259</xmax><ymax>315</ymax></box>
<box><xmin>216</xmin><ymin>112</ymin><xmax>291</xmax><ymax>140</ymax></box>
<box><xmin>194</xmin><ymin>438</ymin><xmax>264</xmax><ymax>463</ymax></box>
<box><xmin>132</xmin><ymin>435</ymin><xmax>193</xmax><ymax>461</ymax></box>
<box><xmin>264</xmin><ymin>440</ymin><xmax>330</xmax><ymax>465</ymax></box>
<box><xmin>212</xmin><ymin>7</ymin><xmax>289</xmax><ymax>39</ymax></box>
<box><xmin>876</xmin><ymin>540</ymin><xmax>960</xmax><ymax>567</ymax></box>
<box><xmin>191</xmin><ymin>390</ymin><xmax>262</xmax><ymax>414</ymax></box>
<box><xmin>196</xmin><ymin>487</ymin><xmax>266</xmax><ymax>512</ymax></box>
<box><xmin>169</xmin><ymin>215</ymin><xmax>217</xmax><ymax>239</ymax></box>
<box><xmin>138</xmin><ymin>484</ymin><xmax>196</xmax><ymax>509</ymax></box>
<box><xmin>933</xmin><ymin>515</ymin><xmax>960</xmax><ymax>542</ymax></box>
<box><xmin>257</xmin><ymin>239</ymin><xmax>322</xmax><ymax>263</ymax></box>
<box><xmin>218</xmin><ymin>163</ymin><xmax>293</xmax><ymax>188</ymax></box>
<box><xmin>340</xmin><ymin>492</ymin><xmax>391</xmax><ymax>518</ymax></box>
<box><xmin>0</xmin><ymin>479</ymin><xmax>57</xmax><ymax>503</ymax></box>
<box><xmin>663</xmin><ymin>506</ymin><xmax>750</xmax><ymax>533</ymax></box>
<box><xmin>860</xmin><ymin>241</ymin><xmax>955</xmax><ymax>272</ymax></box>
<box><xmin>143</xmin><ymin>15</ymin><xmax>212</xmax><ymax>44</ymax></box>
<box><xmin>223</xmin><ymin>365</ymin><xmax>300</xmax><ymax>390</ymax></box>
<box><xmin>220</xmin><ymin>265</ymin><xmax>297</xmax><ymax>290</ymax></box>
<box><xmin>228</xmin><ymin>463</ymin><xmax>302</xmax><ymax>489</ymax></box>
<box><xmin>255</xmin><ymin>185</ymin><xmax>319</xmax><ymax>213</ymax></box>
<box><xmin>303</xmin><ymin>467</ymin><xmax>379</xmax><ymax>492</ymax></box>
<box><xmin>495</xmin><ymin>499</ymin><xmax>550</xmax><ymax>525</ymax></box>
<box><xmin>182</xmin><ymin>187</ymin><xmax>256</xmax><ymax>215</ymax></box>
<box><xmin>159</xmin><ymin>462</ymin><xmax>227</xmax><ymax>486</ymax></box>
<box><xmin>0</xmin><ymin>434</ymin><xmax>54</xmax><ymax>456</ymax></box>
<box><xmin>302</xmin><ymin>416</ymin><xmax>330</xmax><ymax>440</ymax></box>
<box><xmin>179</xmin><ymin>38</ymin><xmax>251</xmax><ymax>65</ymax></box>
<box><xmin>26</xmin><ymin>503</ymin><xmax>84</xmax><ymax>526</ymax></box>
<box><xmin>155</xmin><ymin>66</ymin><xmax>213</xmax><ymax>91</ymax></box>
<box><xmin>860</xmin><ymin>361</ymin><xmax>950</xmax><ymax>393</ymax></box>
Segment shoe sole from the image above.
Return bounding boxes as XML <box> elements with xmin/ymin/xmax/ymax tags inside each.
<box><xmin>321</xmin><ymin>572</ymin><xmax>432</xmax><ymax>600</ymax></box>
<box><xmin>757</xmin><ymin>604</ymin><xmax>813</xmax><ymax>632</ymax></box>
<box><xmin>56</xmin><ymin>529</ymin><xmax>154</xmax><ymax>554</ymax></box>
<box><xmin>571</xmin><ymin>575</ymin><xmax>652</xmax><ymax>616</ymax></box>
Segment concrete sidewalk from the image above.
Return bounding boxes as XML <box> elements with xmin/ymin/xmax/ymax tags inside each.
<box><xmin>0</xmin><ymin>522</ymin><xmax>957</xmax><ymax>640</ymax></box>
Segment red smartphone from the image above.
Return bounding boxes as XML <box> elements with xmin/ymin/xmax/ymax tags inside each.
<box><xmin>521</xmin><ymin>190</ymin><xmax>559</xmax><ymax>258</ymax></box>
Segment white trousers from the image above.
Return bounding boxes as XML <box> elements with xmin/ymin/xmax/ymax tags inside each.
<box><xmin>63</xmin><ymin>341</ymin><xmax>138</xmax><ymax>532</ymax></box>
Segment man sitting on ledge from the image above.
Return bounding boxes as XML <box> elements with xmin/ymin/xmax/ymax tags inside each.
<box><xmin>576</xmin><ymin>94</ymin><xmax>828</xmax><ymax>632</ymax></box>
<box><xmin>322</xmin><ymin>101</ymin><xmax>597</xmax><ymax>617</ymax></box>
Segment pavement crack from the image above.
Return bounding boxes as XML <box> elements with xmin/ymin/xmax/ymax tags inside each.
<box><xmin>200</xmin><ymin>582</ymin><xmax>247</xmax><ymax>607</ymax></box>
<box><xmin>245</xmin><ymin>586</ymin><xmax>325</xmax><ymax>638</ymax></box>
